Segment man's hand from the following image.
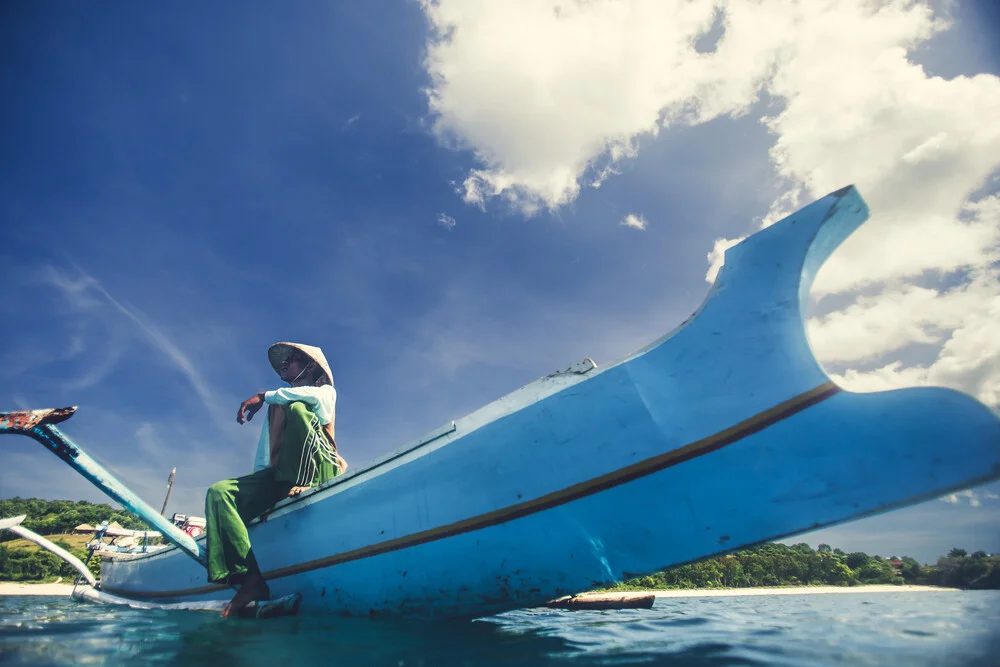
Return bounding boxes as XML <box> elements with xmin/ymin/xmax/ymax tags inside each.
<box><xmin>237</xmin><ymin>392</ymin><xmax>265</xmax><ymax>424</ymax></box>
<box><xmin>288</xmin><ymin>485</ymin><xmax>310</xmax><ymax>497</ymax></box>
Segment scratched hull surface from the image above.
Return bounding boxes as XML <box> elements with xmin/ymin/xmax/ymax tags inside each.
<box><xmin>98</xmin><ymin>187</ymin><xmax>1000</xmax><ymax>618</ymax></box>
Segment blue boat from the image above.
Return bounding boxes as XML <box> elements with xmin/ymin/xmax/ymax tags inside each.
<box><xmin>3</xmin><ymin>185</ymin><xmax>999</xmax><ymax>618</ymax></box>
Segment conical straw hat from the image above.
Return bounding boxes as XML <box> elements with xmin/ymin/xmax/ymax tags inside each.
<box><xmin>268</xmin><ymin>342</ymin><xmax>333</xmax><ymax>386</ymax></box>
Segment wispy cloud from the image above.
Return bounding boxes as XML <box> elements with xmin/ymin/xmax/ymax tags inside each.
<box><xmin>438</xmin><ymin>213</ymin><xmax>457</xmax><ymax>230</ymax></box>
<box><xmin>40</xmin><ymin>263</ymin><xmax>220</xmax><ymax>414</ymax></box>
<box><xmin>619</xmin><ymin>213</ymin><xmax>647</xmax><ymax>231</ymax></box>
<box><xmin>61</xmin><ymin>345</ymin><xmax>123</xmax><ymax>391</ymax></box>
<box><xmin>89</xmin><ymin>280</ymin><xmax>216</xmax><ymax>406</ymax></box>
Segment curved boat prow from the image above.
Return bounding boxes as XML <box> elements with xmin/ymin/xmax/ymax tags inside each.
<box><xmin>717</xmin><ymin>185</ymin><xmax>869</xmax><ymax>315</ymax></box>
<box><xmin>630</xmin><ymin>187</ymin><xmax>869</xmax><ymax>402</ymax></box>
<box><xmin>621</xmin><ymin>183</ymin><xmax>999</xmax><ymax>557</ymax></box>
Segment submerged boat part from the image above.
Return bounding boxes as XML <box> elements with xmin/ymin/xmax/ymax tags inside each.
<box><xmin>544</xmin><ymin>592</ymin><xmax>655</xmax><ymax>610</ymax></box>
<box><xmin>70</xmin><ymin>584</ymin><xmax>228</xmax><ymax>611</ymax></box>
<box><xmin>4</xmin><ymin>185</ymin><xmax>999</xmax><ymax>619</ymax></box>
<box><xmin>0</xmin><ymin>408</ymin><xmax>206</xmax><ymax>565</ymax></box>
<box><xmin>71</xmin><ymin>585</ymin><xmax>300</xmax><ymax>618</ymax></box>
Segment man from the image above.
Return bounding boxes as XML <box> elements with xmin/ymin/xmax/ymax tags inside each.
<box><xmin>204</xmin><ymin>341</ymin><xmax>346</xmax><ymax>617</ymax></box>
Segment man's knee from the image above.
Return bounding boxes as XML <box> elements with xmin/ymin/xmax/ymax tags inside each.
<box><xmin>207</xmin><ymin>479</ymin><xmax>232</xmax><ymax>502</ymax></box>
<box><xmin>287</xmin><ymin>401</ymin><xmax>310</xmax><ymax>419</ymax></box>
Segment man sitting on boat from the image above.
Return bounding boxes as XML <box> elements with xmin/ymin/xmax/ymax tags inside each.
<box><xmin>204</xmin><ymin>341</ymin><xmax>347</xmax><ymax>617</ymax></box>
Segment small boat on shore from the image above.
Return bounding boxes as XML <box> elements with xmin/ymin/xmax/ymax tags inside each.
<box><xmin>83</xmin><ymin>521</ymin><xmax>167</xmax><ymax>556</ymax></box>
<box><xmin>3</xmin><ymin>185</ymin><xmax>999</xmax><ymax>619</ymax></box>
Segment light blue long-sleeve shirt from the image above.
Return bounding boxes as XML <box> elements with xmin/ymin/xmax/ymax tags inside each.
<box><xmin>252</xmin><ymin>384</ymin><xmax>337</xmax><ymax>472</ymax></box>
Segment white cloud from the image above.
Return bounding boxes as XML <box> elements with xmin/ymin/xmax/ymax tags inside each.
<box><xmin>705</xmin><ymin>235</ymin><xmax>743</xmax><ymax>284</ymax></box>
<box><xmin>808</xmin><ymin>194</ymin><xmax>1000</xmax><ymax>298</ymax></box>
<box><xmin>421</xmin><ymin>0</ymin><xmax>728</xmax><ymax>213</ymax></box>
<box><xmin>830</xmin><ymin>361</ymin><xmax>930</xmax><ymax>394</ymax></box>
<box><xmin>940</xmin><ymin>490</ymin><xmax>983</xmax><ymax>508</ymax></box>
<box><xmin>438</xmin><ymin>213</ymin><xmax>457</xmax><ymax>230</ymax></box>
<box><xmin>808</xmin><ymin>286</ymin><xmax>944</xmax><ymax>365</ymax></box>
<box><xmin>807</xmin><ymin>269</ymin><xmax>997</xmax><ymax>365</ymax></box>
<box><xmin>821</xmin><ymin>267</ymin><xmax>1000</xmax><ymax>407</ymax></box>
<box><xmin>422</xmin><ymin>1</ymin><xmax>1000</xmax><ymax>222</ymax></box>
<box><xmin>702</xmin><ymin>1</ymin><xmax>1000</xmax><ymax>298</ymax></box>
<box><xmin>619</xmin><ymin>213</ymin><xmax>647</xmax><ymax>231</ymax></box>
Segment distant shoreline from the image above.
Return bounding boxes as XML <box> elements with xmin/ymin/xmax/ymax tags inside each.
<box><xmin>1</xmin><ymin>582</ymin><xmax>961</xmax><ymax>599</ymax></box>
<box><xmin>649</xmin><ymin>584</ymin><xmax>959</xmax><ymax>598</ymax></box>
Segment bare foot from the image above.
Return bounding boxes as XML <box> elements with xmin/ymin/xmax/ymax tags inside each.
<box><xmin>288</xmin><ymin>486</ymin><xmax>309</xmax><ymax>497</ymax></box>
<box><xmin>221</xmin><ymin>572</ymin><xmax>270</xmax><ymax>618</ymax></box>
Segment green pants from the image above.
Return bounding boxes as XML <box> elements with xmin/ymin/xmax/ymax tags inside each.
<box><xmin>205</xmin><ymin>401</ymin><xmax>341</xmax><ymax>585</ymax></box>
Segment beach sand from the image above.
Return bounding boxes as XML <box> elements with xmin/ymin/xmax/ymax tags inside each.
<box><xmin>0</xmin><ymin>582</ymin><xmax>959</xmax><ymax>599</ymax></box>
<box><xmin>650</xmin><ymin>584</ymin><xmax>959</xmax><ymax>598</ymax></box>
<box><xmin>0</xmin><ymin>582</ymin><xmax>77</xmax><ymax>597</ymax></box>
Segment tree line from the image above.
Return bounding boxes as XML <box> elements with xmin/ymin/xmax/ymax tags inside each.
<box><xmin>0</xmin><ymin>498</ymin><xmax>149</xmax><ymax>539</ymax></box>
<box><xmin>1</xmin><ymin>497</ymin><xmax>152</xmax><ymax>582</ymax></box>
<box><xmin>1</xmin><ymin>498</ymin><xmax>996</xmax><ymax>589</ymax></box>
<box><xmin>609</xmin><ymin>542</ymin><xmax>999</xmax><ymax>591</ymax></box>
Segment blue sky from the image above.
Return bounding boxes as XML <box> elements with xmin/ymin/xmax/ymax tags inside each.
<box><xmin>1</xmin><ymin>0</ymin><xmax>998</xmax><ymax>565</ymax></box>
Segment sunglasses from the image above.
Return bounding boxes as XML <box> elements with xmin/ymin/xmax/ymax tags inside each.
<box><xmin>280</xmin><ymin>355</ymin><xmax>305</xmax><ymax>369</ymax></box>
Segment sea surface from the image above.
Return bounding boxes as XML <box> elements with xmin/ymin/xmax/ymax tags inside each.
<box><xmin>1</xmin><ymin>591</ymin><xmax>998</xmax><ymax>666</ymax></box>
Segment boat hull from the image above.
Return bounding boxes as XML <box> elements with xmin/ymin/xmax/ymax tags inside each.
<box><xmin>99</xmin><ymin>385</ymin><xmax>1000</xmax><ymax>617</ymax></box>
<box><xmin>95</xmin><ymin>187</ymin><xmax>1000</xmax><ymax>617</ymax></box>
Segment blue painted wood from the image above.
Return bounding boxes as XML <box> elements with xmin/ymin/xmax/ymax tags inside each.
<box><xmin>7</xmin><ymin>186</ymin><xmax>1000</xmax><ymax>618</ymax></box>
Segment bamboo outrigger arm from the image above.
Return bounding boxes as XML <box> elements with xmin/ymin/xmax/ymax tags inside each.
<box><xmin>0</xmin><ymin>407</ymin><xmax>206</xmax><ymax>565</ymax></box>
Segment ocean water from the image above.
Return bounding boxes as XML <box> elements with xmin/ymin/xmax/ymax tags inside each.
<box><xmin>1</xmin><ymin>591</ymin><xmax>997</xmax><ymax>666</ymax></box>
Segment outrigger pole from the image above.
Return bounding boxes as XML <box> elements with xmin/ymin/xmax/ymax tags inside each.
<box><xmin>0</xmin><ymin>407</ymin><xmax>206</xmax><ymax>565</ymax></box>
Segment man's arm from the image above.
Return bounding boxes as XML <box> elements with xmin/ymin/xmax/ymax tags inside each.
<box><xmin>263</xmin><ymin>385</ymin><xmax>335</xmax><ymax>424</ymax></box>
<box><xmin>237</xmin><ymin>386</ymin><xmax>333</xmax><ymax>425</ymax></box>
<box><xmin>237</xmin><ymin>392</ymin><xmax>266</xmax><ymax>424</ymax></box>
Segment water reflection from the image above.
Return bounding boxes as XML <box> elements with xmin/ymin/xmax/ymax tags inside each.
<box><xmin>163</xmin><ymin>613</ymin><xmax>574</xmax><ymax>666</ymax></box>
<box><xmin>2</xmin><ymin>593</ymin><xmax>999</xmax><ymax>667</ymax></box>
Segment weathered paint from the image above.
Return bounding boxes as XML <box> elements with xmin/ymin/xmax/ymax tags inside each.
<box><xmin>6</xmin><ymin>186</ymin><xmax>1000</xmax><ymax>619</ymax></box>
<box><xmin>0</xmin><ymin>406</ymin><xmax>76</xmax><ymax>430</ymax></box>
